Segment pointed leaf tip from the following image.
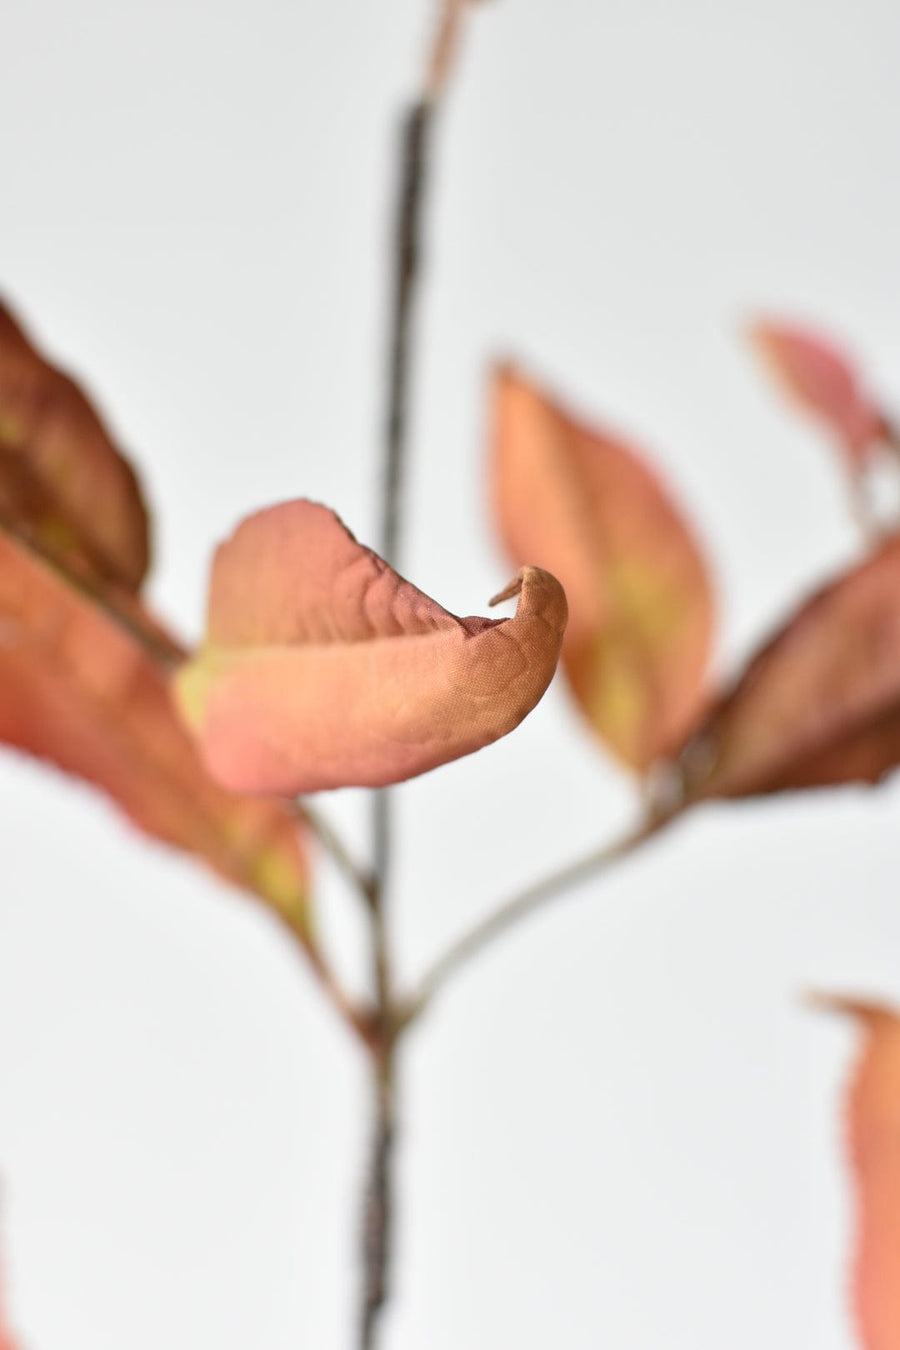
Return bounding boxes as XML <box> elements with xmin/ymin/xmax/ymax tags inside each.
<box><xmin>749</xmin><ymin>318</ymin><xmax>887</xmax><ymax>467</ymax></box>
<box><xmin>491</xmin><ymin>365</ymin><xmax>714</xmax><ymax>771</ymax></box>
<box><xmin>177</xmin><ymin>500</ymin><xmax>567</xmax><ymax>795</ymax></box>
<box><xmin>489</xmin><ymin>571</ymin><xmax>526</xmax><ymax>607</ymax></box>
<box><xmin>0</xmin><ymin>299</ymin><xmax>151</xmax><ymax>589</ymax></box>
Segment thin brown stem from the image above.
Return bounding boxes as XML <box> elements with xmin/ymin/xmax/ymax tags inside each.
<box><xmin>296</xmin><ymin>800</ymin><xmax>378</xmax><ymax>907</ymax></box>
<box><xmin>358</xmin><ymin>83</ymin><xmax>428</xmax><ymax>1347</ymax></box>
<box><xmin>406</xmin><ymin>810</ymin><xmax>680</xmax><ymax>1019</ymax></box>
<box><xmin>359</xmin><ymin>4</ymin><xmax>481</xmax><ymax>1345</ymax></box>
<box><xmin>302</xmin><ymin>945</ymin><xmax>379</xmax><ymax>1055</ymax></box>
<box><xmin>359</xmin><ymin>1045</ymin><xmax>397</xmax><ymax>1350</ymax></box>
<box><xmin>358</xmin><ymin>802</ymin><xmax>396</xmax><ymax>1350</ymax></box>
<box><xmin>378</xmin><ymin>99</ymin><xmax>432</xmax><ymax>570</ymax></box>
<box><xmin>425</xmin><ymin>0</ymin><xmax>471</xmax><ymax>101</ymax></box>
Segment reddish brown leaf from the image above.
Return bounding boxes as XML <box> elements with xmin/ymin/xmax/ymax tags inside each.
<box><xmin>176</xmin><ymin>499</ymin><xmax>567</xmax><ymax>794</ymax></box>
<box><xmin>813</xmin><ymin>996</ymin><xmax>900</xmax><ymax>1350</ymax></box>
<box><xmin>678</xmin><ymin>537</ymin><xmax>900</xmax><ymax>800</ymax></box>
<box><xmin>750</xmin><ymin>319</ymin><xmax>888</xmax><ymax>468</ymax></box>
<box><xmin>491</xmin><ymin>365</ymin><xmax>714</xmax><ymax>770</ymax></box>
<box><xmin>0</xmin><ymin>529</ymin><xmax>311</xmax><ymax>936</ymax></box>
<box><xmin>0</xmin><ymin>300</ymin><xmax>150</xmax><ymax>590</ymax></box>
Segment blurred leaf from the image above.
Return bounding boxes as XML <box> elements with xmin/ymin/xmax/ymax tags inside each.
<box><xmin>176</xmin><ymin>499</ymin><xmax>567</xmax><ymax>793</ymax></box>
<box><xmin>0</xmin><ymin>529</ymin><xmax>311</xmax><ymax>937</ymax></box>
<box><xmin>679</xmin><ymin>537</ymin><xmax>900</xmax><ymax>800</ymax></box>
<box><xmin>0</xmin><ymin>299</ymin><xmax>150</xmax><ymax>590</ymax></box>
<box><xmin>0</xmin><ymin>1239</ymin><xmax>20</xmax><ymax>1350</ymax></box>
<box><xmin>750</xmin><ymin>319</ymin><xmax>888</xmax><ymax>468</ymax></box>
<box><xmin>491</xmin><ymin>365</ymin><xmax>714</xmax><ymax>771</ymax></box>
<box><xmin>813</xmin><ymin>995</ymin><xmax>900</xmax><ymax>1350</ymax></box>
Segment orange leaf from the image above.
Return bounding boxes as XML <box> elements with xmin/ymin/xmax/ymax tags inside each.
<box><xmin>176</xmin><ymin>499</ymin><xmax>567</xmax><ymax>794</ymax></box>
<box><xmin>0</xmin><ymin>300</ymin><xmax>150</xmax><ymax>590</ymax></box>
<box><xmin>0</xmin><ymin>529</ymin><xmax>311</xmax><ymax>936</ymax></box>
<box><xmin>750</xmin><ymin>319</ymin><xmax>888</xmax><ymax>468</ymax></box>
<box><xmin>813</xmin><ymin>996</ymin><xmax>900</xmax><ymax>1350</ymax></box>
<box><xmin>679</xmin><ymin>537</ymin><xmax>900</xmax><ymax>800</ymax></box>
<box><xmin>491</xmin><ymin>365</ymin><xmax>714</xmax><ymax>770</ymax></box>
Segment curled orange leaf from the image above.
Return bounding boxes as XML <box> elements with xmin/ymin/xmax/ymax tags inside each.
<box><xmin>0</xmin><ymin>299</ymin><xmax>151</xmax><ymax>590</ymax></box>
<box><xmin>0</xmin><ymin>530</ymin><xmax>311</xmax><ymax>936</ymax></box>
<box><xmin>750</xmin><ymin>319</ymin><xmax>888</xmax><ymax>468</ymax></box>
<box><xmin>813</xmin><ymin>995</ymin><xmax>900</xmax><ymax>1350</ymax></box>
<box><xmin>176</xmin><ymin>499</ymin><xmax>567</xmax><ymax>794</ymax></box>
<box><xmin>679</xmin><ymin>537</ymin><xmax>900</xmax><ymax>800</ymax></box>
<box><xmin>491</xmin><ymin>365</ymin><xmax>714</xmax><ymax>771</ymax></box>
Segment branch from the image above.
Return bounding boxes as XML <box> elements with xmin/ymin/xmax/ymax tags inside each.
<box><xmin>359</xmin><ymin>1051</ymin><xmax>397</xmax><ymax>1349</ymax></box>
<box><xmin>297</xmin><ymin>800</ymin><xmax>377</xmax><ymax>907</ymax></box>
<box><xmin>359</xmin><ymin>4</ymin><xmax>482</xmax><ymax>1346</ymax></box>
<box><xmin>406</xmin><ymin>809</ymin><xmax>681</xmax><ymax>1018</ymax></box>
<box><xmin>378</xmin><ymin>99</ymin><xmax>432</xmax><ymax>571</ymax></box>
<box><xmin>360</xmin><ymin>78</ymin><xmax>430</xmax><ymax>1350</ymax></box>
<box><xmin>303</xmin><ymin>945</ymin><xmax>379</xmax><ymax>1054</ymax></box>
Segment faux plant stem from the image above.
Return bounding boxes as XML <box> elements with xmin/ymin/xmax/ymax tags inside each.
<box><xmin>370</xmin><ymin>89</ymin><xmax>433</xmax><ymax>1023</ymax></box>
<box><xmin>408</xmin><ymin>809</ymin><xmax>681</xmax><ymax>1017</ymax></box>
<box><xmin>379</xmin><ymin>99</ymin><xmax>432</xmax><ymax>570</ymax></box>
<box><xmin>297</xmin><ymin>800</ymin><xmax>377</xmax><ymax>908</ymax></box>
<box><xmin>303</xmin><ymin>945</ymin><xmax>380</xmax><ymax>1053</ymax></box>
<box><xmin>361</xmin><ymin>5</ymin><xmax>480</xmax><ymax>1346</ymax></box>
<box><xmin>361</xmin><ymin>89</ymin><xmax>432</xmax><ymax>1350</ymax></box>
<box><xmin>378</xmin><ymin>2</ymin><xmax>474</xmax><ymax>563</ymax></box>
<box><xmin>359</xmin><ymin>1046</ymin><xmax>397</xmax><ymax>1349</ymax></box>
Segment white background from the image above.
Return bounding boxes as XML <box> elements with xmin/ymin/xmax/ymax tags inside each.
<box><xmin>2</xmin><ymin>1</ymin><xmax>900</xmax><ymax>1347</ymax></box>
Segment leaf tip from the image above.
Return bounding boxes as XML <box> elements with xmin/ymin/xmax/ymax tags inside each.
<box><xmin>806</xmin><ymin>990</ymin><xmax>894</xmax><ymax>1026</ymax></box>
<box><xmin>489</xmin><ymin>572</ymin><xmax>524</xmax><ymax>608</ymax></box>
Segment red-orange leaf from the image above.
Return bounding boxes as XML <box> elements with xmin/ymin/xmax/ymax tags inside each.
<box><xmin>0</xmin><ymin>300</ymin><xmax>150</xmax><ymax>590</ymax></box>
<box><xmin>679</xmin><ymin>537</ymin><xmax>900</xmax><ymax>800</ymax></box>
<box><xmin>0</xmin><ymin>529</ymin><xmax>311</xmax><ymax>936</ymax></box>
<box><xmin>176</xmin><ymin>499</ymin><xmax>567</xmax><ymax>794</ymax></box>
<box><xmin>813</xmin><ymin>996</ymin><xmax>900</xmax><ymax>1350</ymax></box>
<box><xmin>491</xmin><ymin>365</ymin><xmax>714</xmax><ymax>771</ymax></box>
<box><xmin>750</xmin><ymin>319</ymin><xmax>888</xmax><ymax>468</ymax></box>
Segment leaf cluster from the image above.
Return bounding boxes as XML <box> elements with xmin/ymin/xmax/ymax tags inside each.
<box><xmin>2</xmin><ymin>297</ymin><xmax>900</xmax><ymax>1349</ymax></box>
